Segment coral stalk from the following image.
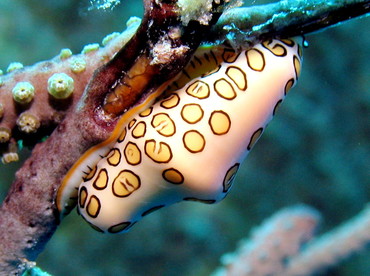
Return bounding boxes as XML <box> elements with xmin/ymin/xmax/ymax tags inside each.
<box><xmin>209</xmin><ymin>0</ymin><xmax>370</xmax><ymax>46</ymax></box>
<box><xmin>213</xmin><ymin>205</ymin><xmax>321</xmax><ymax>276</ymax></box>
<box><xmin>0</xmin><ymin>17</ymin><xmax>141</xmax><ymax>162</ymax></box>
<box><xmin>213</xmin><ymin>204</ymin><xmax>370</xmax><ymax>276</ymax></box>
<box><xmin>284</xmin><ymin>204</ymin><xmax>370</xmax><ymax>275</ymax></box>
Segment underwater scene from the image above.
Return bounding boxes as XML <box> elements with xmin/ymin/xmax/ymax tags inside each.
<box><xmin>0</xmin><ymin>0</ymin><xmax>369</xmax><ymax>275</ymax></box>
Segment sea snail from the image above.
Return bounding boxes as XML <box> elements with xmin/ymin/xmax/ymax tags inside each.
<box><xmin>57</xmin><ymin>37</ymin><xmax>303</xmax><ymax>233</ymax></box>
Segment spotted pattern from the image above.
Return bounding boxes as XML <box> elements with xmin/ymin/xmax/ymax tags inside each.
<box><xmin>108</xmin><ymin>222</ymin><xmax>132</xmax><ymax>233</ymax></box>
<box><xmin>107</xmin><ymin>148</ymin><xmax>121</xmax><ymax>166</ymax></box>
<box><xmin>87</xmin><ymin>221</ymin><xmax>105</xmax><ymax>233</ymax></box>
<box><xmin>79</xmin><ymin>186</ymin><xmax>88</xmax><ymax>208</ymax></box>
<box><xmin>160</xmin><ymin>94</ymin><xmax>180</xmax><ymax>109</ymax></box>
<box><xmin>132</xmin><ymin>122</ymin><xmax>146</xmax><ymax>138</ymax></box>
<box><xmin>262</xmin><ymin>40</ymin><xmax>287</xmax><ymax>56</ymax></box>
<box><xmin>247</xmin><ymin>128</ymin><xmax>263</xmax><ymax>150</ymax></box>
<box><xmin>293</xmin><ymin>56</ymin><xmax>301</xmax><ymax>79</ymax></box>
<box><xmin>93</xmin><ymin>169</ymin><xmax>109</xmax><ymax>190</ymax></box>
<box><xmin>284</xmin><ymin>78</ymin><xmax>295</xmax><ymax>95</ymax></box>
<box><xmin>139</xmin><ymin>107</ymin><xmax>152</xmax><ymax>117</ymax></box>
<box><xmin>86</xmin><ymin>195</ymin><xmax>101</xmax><ymax>218</ymax></box>
<box><xmin>112</xmin><ymin>170</ymin><xmax>141</xmax><ymax>197</ymax></box>
<box><xmin>128</xmin><ymin>119</ymin><xmax>136</xmax><ymax>129</ymax></box>
<box><xmin>117</xmin><ymin>127</ymin><xmax>127</xmax><ymax>143</ymax></box>
<box><xmin>183</xmin><ymin>130</ymin><xmax>205</xmax><ymax>153</ymax></box>
<box><xmin>222</xmin><ymin>48</ymin><xmax>240</xmax><ymax>63</ymax></box>
<box><xmin>162</xmin><ymin>168</ymin><xmax>184</xmax><ymax>184</ymax></box>
<box><xmin>201</xmin><ymin>65</ymin><xmax>221</xmax><ymax>78</ymax></box>
<box><xmin>124</xmin><ymin>142</ymin><xmax>141</xmax><ymax>165</ymax></box>
<box><xmin>151</xmin><ymin>113</ymin><xmax>176</xmax><ymax>137</ymax></box>
<box><xmin>226</xmin><ymin>66</ymin><xmax>247</xmax><ymax>91</ymax></box>
<box><xmin>181</xmin><ymin>104</ymin><xmax>204</xmax><ymax>124</ymax></box>
<box><xmin>58</xmin><ymin>38</ymin><xmax>303</xmax><ymax>233</ymax></box>
<box><xmin>214</xmin><ymin>78</ymin><xmax>237</xmax><ymax>100</ymax></box>
<box><xmin>183</xmin><ymin>197</ymin><xmax>216</xmax><ymax>204</ymax></box>
<box><xmin>246</xmin><ymin>48</ymin><xmax>265</xmax><ymax>71</ymax></box>
<box><xmin>145</xmin><ymin>140</ymin><xmax>172</xmax><ymax>163</ymax></box>
<box><xmin>83</xmin><ymin>165</ymin><xmax>97</xmax><ymax>182</ymax></box>
<box><xmin>223</xmin><ymin>163</ymin><xmax>240</xmax><ymax>192</ymax></box>
<box><xmin>209</xmin><ymin>111</ymin><xmax>231</xmax><ymax>135</ymax></box>
<box><xmin>186</xmin><ymin>80</ymin><xmax>210</xmax><ymax>99</ymax></box>
<box><xmin>280</xmin><ymin>38</ymin><xmax>295</xmax><ymax>47</ymax></box>
<box><xmin>273</xmin><ymin>99</ymin><xmax>283</xmax><ymax>116</ymax></box>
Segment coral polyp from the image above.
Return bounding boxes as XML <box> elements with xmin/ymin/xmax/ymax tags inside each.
<box><xmin>1</xmin><ymin>151</ymin><xmax>19</xmax><ymax>164</ymax></box>
<box><xmin>0</xmin><ymin>127</ymin><xmax>11</xmax><ymax>143</ymax></box>
<box><xmin>69</xmin><ymin>57</ymin><xmax>86</xmax><ymax>73</ymax></box>
<box><xmin>16</xmin><ymin>113</ymin><xmax>41</xmax><ymax>133</ymax></box>
<box><xmin>11</xmin><ymin>82</ymin><xmax>35</xmax><ymax>104</ymax></box>
<box><xmin>102</xmin><ymin>32</ymin><xmax>120</xmax><ymax>46</ymax></box>
<box><xmin>47</xmin><ymin>73</ymin><xmax>75</xmax><ymax>99</ymax></box>
<box><xmin>0</xmin><ymin>16</ymin><xmax>141</xmax><ymax>162</ymax></box>
<box><xmin>81</xmin><ymin>43</ymin><xmax>100</xmax><ymax>54</ymax></box>
<box><xmin>6</xmin><ymin>62</ymin><xmax>24</xmax><ymax>73</ymax></box>
<box><xmin>59</xmin><ymin>48</ymin><xmax>73</xmax><ymax>59</ymax></box>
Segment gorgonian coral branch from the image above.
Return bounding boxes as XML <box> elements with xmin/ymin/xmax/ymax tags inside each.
<box><xmin>209</xmin><ymin>0</ymin><xmax>370</xmax><ymax>47</ymax></box>
<box><xmin>0</xmin><ymin>18</ymin><xmax>141</xmax><ymax>163</ymax></box>
<box><xmin>213</xmin><ymin>205</ymin><xmax>370</xmax><ymax>276</ymax></box>
<box><xmin>213</xmin><ymin>205</ymin><xmax>321</xmax><ymax>275</ymax></box>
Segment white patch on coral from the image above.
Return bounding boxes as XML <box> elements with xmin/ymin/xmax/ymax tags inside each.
<box><xmin>150</xmin><ymin>38</ymin><xmax>190</xmax><ymax>65</ymax></box>
<box><xmin>177</xmin><ymin>0</ymin><xmax>243</xmax><ymax>26</ymax></box>
<box><xmin>178</xmin><ymin>0</ymin><xmax>214</xmax><ymax>25</ymax></box>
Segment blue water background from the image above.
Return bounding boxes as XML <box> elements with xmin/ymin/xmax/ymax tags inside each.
<box><xmin>0</xmin><ymin>0</ymin><xmax>369</xmax><ymax>275</ymax></box>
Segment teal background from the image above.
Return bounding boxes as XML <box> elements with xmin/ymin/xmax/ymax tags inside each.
<box><xmin>0</xmin><ymin>0</ymin><xmax>369</xmax><ymax>275</ymax></box>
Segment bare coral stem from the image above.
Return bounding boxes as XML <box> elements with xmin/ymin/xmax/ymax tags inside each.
<box><xmin>209</xmin><ymin>0</ymin><xmax>370</xmax><ymax>47</ymax></box>
<box><xmin>284</xmin><ymin>204</ymin><xmax>370</xmax><ymax>276</ymax></box>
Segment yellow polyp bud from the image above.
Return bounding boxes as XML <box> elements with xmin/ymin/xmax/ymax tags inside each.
<box><xmin>70</xmin><ymin>57</ymin><xmax>86</xmax><ymax>73</ymax></box>
<box><xmin>0</xmin><ymin>103</ymin><xmax>3</xmax><ymax>119</ymax></box>
<box><xmin>12</xmin><ymin>82</ymin><xmax>35</xmax><ymax>104</ymax></box>
<box><xmin>7</xmin><ymin>62</ymin><xmax>24</xmax><ymax>73</ymax></box>
<box><xmin>0</xmin><ymin>127</ymin><xmax>11</xmax><ymax>143</ymax></box>
<box><xmin>60</xmin><ymin>48</ymin><xmax>73</xmax><ymax>59</ymax></box>
<box><xmin>16</xmin><ymin>113</ymin><xmax>40</xmax><ymax>133</ymax></box>
<box><xmin>81</xmin><ymin>43</ymin><xmax>100</xmax><ymax>54</ymax></box>
<box><xmin>102</xmin><ymin>32</ymin><xmax>120</xmax><ymax>46</ymax></box>
<box><xmin>0</xmin><ymin>69</ymin><xmax>3</xmax><ymax>75</ymax></box>
<box><xmin>47</xmin><ymin>73</ymin><xmax>75</xmax><ymax>99</ymax></box>
<box><xmin>126</xmin><ymin>16</ymin><xmax>141</xmax><ymax>27</ymax></box>
<box><xmin>2</xmin><ymin>152</ymin><xmax>19</xmax><ymax>164</ymax></box>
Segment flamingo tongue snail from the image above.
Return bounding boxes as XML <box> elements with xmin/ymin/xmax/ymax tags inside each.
<box><xmin>57</xmin><ymin>37</ymin><xmax>303</xmax><ymax>233</ymax></box>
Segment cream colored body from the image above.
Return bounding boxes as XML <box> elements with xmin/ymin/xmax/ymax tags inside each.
<box><xmin>57</xmin><ymin>38</ymin><xmax>302</xmax><ymax>233</ymax></box>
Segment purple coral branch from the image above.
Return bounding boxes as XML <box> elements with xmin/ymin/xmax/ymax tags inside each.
<box><xmin>0</xmin><ymin>18</ymin><xmax>140</xmax><ymax>162</ymax></box>
<box><xmin>284</xmin><ymin>204</ymin><xmax>370</xmax><ymax>275</ymax></box>
<box><xmin>213</xmin><ymin>205</ymin><xmax>321</xmax><ymax>276</ymax></box>
<box><xmin>213</xmin><ymin>204</ymin><xmax>370</xmax><ymax>276</ymax></box>
<box><xmin>209</xmin><ymin>0</ymin><xmax>370</xmax><ymax>47</ymax></box>
<box><xmin>0</xmin><ymin>18</ymin><xmax>141</xmax><ymax>274</ymax></box>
